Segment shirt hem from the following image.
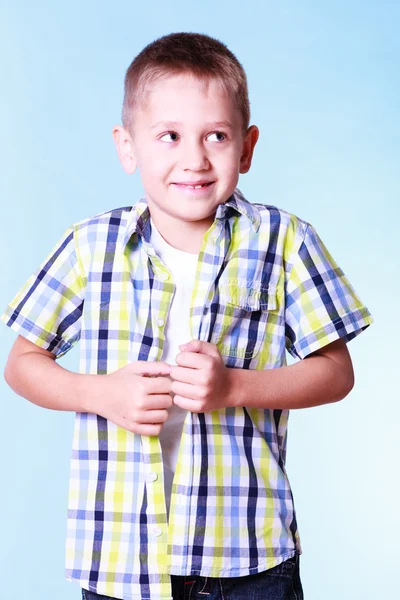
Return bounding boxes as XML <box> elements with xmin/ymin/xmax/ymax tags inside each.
<box><xmin>1</xmin><ymin>306</ymin><xmax>72</xmax><ymax>357</ymax></box>
<box><xmin>67</xmin><ymin>578</ymin><xmax>173</xmax><ymax>600</ymax></box>
<box><xmin>289</xmin><ymin>308</ymin><xmax>373</xmax><ymax>360</ymax></box>
<box><xmin>66</xmin><ymin>552</ymin><xmax>299</xmax><ymax>600</ymax></box>
<box><xmin>168</xmin><ymin>550</ymin><xmax>299</xmax><ymax>577</ymax></box>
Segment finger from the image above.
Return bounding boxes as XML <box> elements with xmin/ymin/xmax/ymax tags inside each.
<box><xmin>135</xmin><ymin>423</ymin><xmax>164</xmax><ymax>436</ymax></box>
<box><xmin>139</xmin><ymin>409</ymin><xmax>169</xmax><ymax>424</ymax></box>
<box><xmin>143</xmin><ymin>393</ymin><xmax>173</xmax><ymax>410</ymax></box>
<box><xmin>171</xmin><ymin>381</ymin><xmax>201</xmax><ymax>400</ymax></box>
<box><xmin>133</xmin><ymin>361</ymin><xmax>172</xmax><ymax>376</ymax></box>
<box><xmin>169</xmin><ymin>365</ymin><xmax>201</xmax><ymax>385</ymax></box>
<box><xmin>179</xmin><ymin>340</ymin><xmax>221</xmax><ymax>358</ymax></box>
<box><xmin>173</xmin><ymin>394</ymin><xmax>203</xmax><ymax>412</ymax></box>
<box><xmin>146</xmin><ymin>377</ymin><xmax>174</xmax><ymax>394</ymax></box>
<box><xmin>175</xmin><ymin>351</ymin><xmax>210</xmax><ymax>369</ymax></box>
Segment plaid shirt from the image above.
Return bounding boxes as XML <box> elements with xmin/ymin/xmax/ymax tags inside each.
<box><xmin>2</xmin><ymin>189</ymin><xmax>373</xmax><ymax>600</ymax></box>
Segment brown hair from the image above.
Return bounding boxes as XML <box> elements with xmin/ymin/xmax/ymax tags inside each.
<box><xmin>122</xmin><ymin>32</ymin><xmax>250</xmax><ymax>134</ymax></box>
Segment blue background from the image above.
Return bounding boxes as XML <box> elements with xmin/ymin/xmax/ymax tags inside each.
<box><xmin>0</xmin><ymin>1</ymin><xmax>398</xmax><ymax>598</ymax></box>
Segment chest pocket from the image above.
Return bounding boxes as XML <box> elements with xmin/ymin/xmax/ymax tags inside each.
<box><xmin>212</xmin><ymin>279</ymin><xmax>278</xmax><ymax>360</ymax></box>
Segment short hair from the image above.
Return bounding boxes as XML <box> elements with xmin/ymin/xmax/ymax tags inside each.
<box><xmin>122</xmin><ymin>32</ymin><xmax>250</xmax><ymax>134</ymax></box>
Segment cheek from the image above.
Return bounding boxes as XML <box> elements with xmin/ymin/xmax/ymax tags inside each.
<box><xmin>138</xmin><ymin>153</ymin><xmax>171</xmax><ymax>183</ymax></box>
<box><xmin>215</xmin><ymin>150</ymin><xmax>241</xmax><ymax>180</ymax></box>
<box><xmin>214</xmin><ymin>143</ymin><xmax>242</xmax><ymax>166</ymax></box>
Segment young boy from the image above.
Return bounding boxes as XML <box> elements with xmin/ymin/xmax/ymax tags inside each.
<box><xmin>2</xmin><ymin>33</ymin><xmax>373</xmax><ymax>600</ymax></box>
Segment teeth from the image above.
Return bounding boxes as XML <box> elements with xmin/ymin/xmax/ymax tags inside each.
<box><xmin>186</xmin><ymin>184</ymin><xmax>206</xmax><ymax>189</ymax></box>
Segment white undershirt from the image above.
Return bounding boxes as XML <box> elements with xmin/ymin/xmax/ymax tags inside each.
<box><xmin>149</xmin><ymin>219</ymin><xmax>198</xmax><ymax>515</ymax></box>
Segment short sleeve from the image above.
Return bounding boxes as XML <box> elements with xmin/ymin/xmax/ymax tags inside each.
<box><xmin>284</xmin><ymin>222</ymin><xmax>374</xmax><ymax>360</ymax></box>
<box><xmin>1</xmin><ymin>226</ymin><xmax>85</xmax><ymax>358</ymax></box>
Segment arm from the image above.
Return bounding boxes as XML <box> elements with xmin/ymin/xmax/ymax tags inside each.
<box><xmin>4</xmin><ymin>335</ymin><xmax>92</xmax><ymax>412</ymax></box>
<box><xmin>4</xmin><ymin>335</ymin><xmax>173</xmax><ymax>435</ymax></box>
<box><xmin>171</xmin><ymin>223</ymin><xmax>371</xmax><ymax>412</ymax></box>
<box><xmin>228</xmin><ymin>337</ymin><xmax>354</xmax><ymax>410</ymax></box>
<box><xmin>2</xmin><ymin>227</ymin><xmax>173</xmax><ymax>435</ymax></box>
<box><xmin>170</xmin><ymin>338</ymin><xmax>354</xmax><ymax>412</ymax></box>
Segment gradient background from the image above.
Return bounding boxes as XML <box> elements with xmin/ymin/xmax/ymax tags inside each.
<box><xmin>0</xmin><ymin>2</ymin><xmax>398</xmax><ymax>599</ymax></box>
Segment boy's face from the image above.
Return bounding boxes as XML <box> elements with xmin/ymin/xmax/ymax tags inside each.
<box><xmin>113</xmin><ymin>73</ymin><xmax>258</xmax><ymax>239</ymax></box>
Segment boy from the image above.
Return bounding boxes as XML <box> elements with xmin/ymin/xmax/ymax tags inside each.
<box><xmin>2</xmin><ymin>32</ymin><xmax>373</xmax><ymax>600</ymax></box>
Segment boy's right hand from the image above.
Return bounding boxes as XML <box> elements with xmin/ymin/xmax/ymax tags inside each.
<box><xmin>89</xmin><ymin>361</ymin><xmax>173</xmax><ymax>436</ymax></box>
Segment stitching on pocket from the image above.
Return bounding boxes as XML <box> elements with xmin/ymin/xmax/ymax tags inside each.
<box><xmin>188</xmin><ymin>580</ymin><xmax>196</xmax><ymax>600</ymax></box>
<box><xmin>219</xmin><ymin>282</ymin><xmax>277</xmax><ymax>311</ymax></box>
<box><xmin>198</xmin><ymin>576</ymin><xmax>210</xmax><ymax>595</ymax></box>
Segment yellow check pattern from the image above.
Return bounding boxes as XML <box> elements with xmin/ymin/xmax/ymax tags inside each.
<box><xmin>1</xmin><ymin>189</ymin><xmax>373</xmax><ymax>599</ymax></box>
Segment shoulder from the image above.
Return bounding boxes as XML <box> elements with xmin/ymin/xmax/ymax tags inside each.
<box><xmin>250</xmin><ymin>202</ymin><xmax>311</xmax><ymax>256</ymax></box>
<box><xmin>65</xmin><ymin>206</ymin><xmax>134</xmax><ymax>278</ymax></box>
<box><xmin>71</xmin><ymin>205</ymin><xmax>133</xmax><ymax>234</ymax></box>
<box><xmin>253</xmin><ymin>202</ymin><xmax>309</xmax><ymax>233</ymax></box>
<box><xmin>68</xmin><ymin>206</ymin><xmax>134</xmax><ymax>251</ymax></box>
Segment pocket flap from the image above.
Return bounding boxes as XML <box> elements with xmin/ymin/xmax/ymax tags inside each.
<box><xmin>219</xmin><ymin>279</ymin><xmax>277</xmax><ymax>311</ymax></box>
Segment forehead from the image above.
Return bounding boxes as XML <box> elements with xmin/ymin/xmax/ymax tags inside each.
<box><xmin>137</xmin><ymin>73</ymin><xmax>241</xmax><ymax>126</ymax></box>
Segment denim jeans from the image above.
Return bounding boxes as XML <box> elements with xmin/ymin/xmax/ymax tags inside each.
<box><xmin>81</xmin><ymin>552</ymin><xmax>304</xmax><ymax>600</ymax></box>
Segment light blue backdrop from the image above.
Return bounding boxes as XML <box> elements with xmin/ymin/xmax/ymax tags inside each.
<box><xmin>0</xmin><ymin>1</ymin><xmax>397</xmax><ymax>599</ymax></box>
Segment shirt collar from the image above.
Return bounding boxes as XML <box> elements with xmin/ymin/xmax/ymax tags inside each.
<box><xmin>121</xmin><ymin>196</ymin><xmax>150</xmax><ymax>249</ymax></box>
<box><xmin>121</xmin><ymin>188</ymin><xmax>261</xmax><ymax>249</ymax></box>
<box><xmin>215</xmin><ymin>188</ymin><xmax>261</xmax><ymax>232</ymax></box>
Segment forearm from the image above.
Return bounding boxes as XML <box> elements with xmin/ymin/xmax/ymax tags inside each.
<box><xmin>229</xmin><ymin>353</ymin><xmax>354</xmax><ymax>410</ymax></box>
<box><xmin>4</xmin><ymin>352</ymin><xmax>96</xmax><ymax>413</ymax></box>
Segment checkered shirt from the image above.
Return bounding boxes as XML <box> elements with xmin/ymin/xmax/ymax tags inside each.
<box><xmin>1</xmin><ymin>189</ymin><xmax>373</xmax><ymax>600</ymax></box>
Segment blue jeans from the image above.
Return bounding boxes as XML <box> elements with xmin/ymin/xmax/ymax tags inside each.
<box><xmin>81</xmin><ymin>553</ymin><xmax>304</xmax><ymax>600</ymax></box>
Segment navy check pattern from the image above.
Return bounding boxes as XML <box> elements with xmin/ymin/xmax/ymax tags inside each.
<box><xmin>1</xmin><ymin>189</ymin><xmax>373</xmax><ymax>600</ymax></box>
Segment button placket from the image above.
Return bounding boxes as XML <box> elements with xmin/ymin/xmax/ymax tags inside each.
<box><xmin>150</xmin><ymin>263</ymin><xmax>173</xmax><ymax>359</ymax></box>
<box><xmin>188</xmin><ymin>219</ymin><xmax>229</xmax><ymax>342</ymax></box>
<box><xmin>148</xmin><ymin>250</ymin><xmax>171</xmax><ymax>282</ymax></box>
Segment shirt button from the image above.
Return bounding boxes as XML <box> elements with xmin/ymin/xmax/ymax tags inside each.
<box><xmin>157</xmin><ymin>318</ymin><xmax>165</xmax><ymax>327</ymax></box>
<box><xmin>160</xmin><ymin>272</ymin><xmax>169</xmax><ymax>281</ymax></box>
<box><xmin>147</xmin><ymin>472</ymin><xmax>158</xmax><ymax>482</ymax></box>
<box><xmin>152</xmin><ymin>526</ymin><xmax>163</xmax><ymax>537</ymax></box>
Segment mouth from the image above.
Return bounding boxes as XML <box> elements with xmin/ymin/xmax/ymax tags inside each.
<box><xmin>172</xmin><ymin>181</ymin><xmax>215</xmax><ymax>190</ymax></box>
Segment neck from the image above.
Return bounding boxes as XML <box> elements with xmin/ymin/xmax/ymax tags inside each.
<box><xmin>150</xmin><ymin>215</ymin><xmax>215</xmax><ymax>254</ymax></box>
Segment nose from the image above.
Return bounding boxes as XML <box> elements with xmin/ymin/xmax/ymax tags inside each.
<box><xmin>180</xmin><ymin>139</ymin><xmax>210</xmax><ymax>172</ymax></box>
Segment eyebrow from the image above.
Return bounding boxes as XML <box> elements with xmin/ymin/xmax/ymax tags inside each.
<box><xmin>150</xmin><ymin>120</ymin><xmax>234</xmax><ymax>130</ymax></box>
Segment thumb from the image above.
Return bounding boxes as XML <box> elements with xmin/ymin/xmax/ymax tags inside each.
<box><xmin>178</xmin><ymin>339</ymin><xmax>219</xmax><ymax>356</ymax></box>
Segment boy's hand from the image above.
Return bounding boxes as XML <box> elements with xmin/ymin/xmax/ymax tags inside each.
<box><xmin>91</xmin><ymin>361</ymin><xmax>173</xmax><ymax>436</ymax></box>
<box><xmin>170</xmin><ymin>340</ymin><xmax>235</xmax><ymax>412</ymax></box>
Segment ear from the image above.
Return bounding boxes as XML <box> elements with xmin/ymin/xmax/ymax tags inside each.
<box><xmin>112</xmin><ymin>125</ymin><xmax>137</xmax><ymax>174</ymax></box>
<box><xmin>239</xmin><ymin>125</ymin><xmax>259</xmax><ymax>174</ymax></box>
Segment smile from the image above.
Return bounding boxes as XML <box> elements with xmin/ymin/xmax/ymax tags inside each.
<box><xmin>172</xmin><ymin>181</ymin><xmax>214</xmax><ymax>190</ymax></box>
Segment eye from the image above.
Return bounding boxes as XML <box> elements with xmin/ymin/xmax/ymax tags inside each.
<box><xmin>159</xmin><ymin>132</ymin><xmax>179</xmax><ymax>143</ymax></box>
<box><xmin>207</xmin><ymin>131</ymin><xmax>226</xmax><ymax>142</ymax></box>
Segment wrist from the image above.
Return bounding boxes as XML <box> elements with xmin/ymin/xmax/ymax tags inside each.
<box><xmin>75</xmin><ymin>373</ymin><xmax>103</xmax><ymax>413</ymax></box>
<box><xmin>225</xmin><ymin>367</ymin><xmax>245</xmax><ymax>408</ymax></box>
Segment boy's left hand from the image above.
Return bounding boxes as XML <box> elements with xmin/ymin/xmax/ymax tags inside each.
<box><xmin>170</xmin><ymin>340</ymin><xmax>235</xmax><ymax>412</ymax></box>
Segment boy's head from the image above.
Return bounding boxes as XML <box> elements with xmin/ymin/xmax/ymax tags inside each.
<box><xmin>113</xmin><ymin>33</ymin><xmax>259</xmax><ymax>243</ymax></box>
<box><xmin>122</xmin><ymin>32</ymin><xmax>250</xmax><ymax>136</ymax></box>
